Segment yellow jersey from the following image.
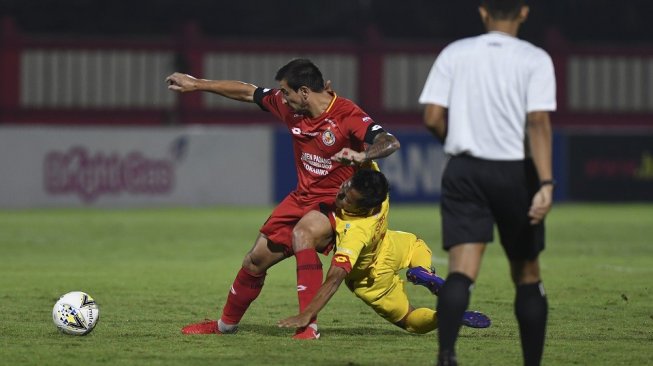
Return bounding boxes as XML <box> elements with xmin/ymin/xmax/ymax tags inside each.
<box><xmin>331</xmin><ymin>195</ymin><xmax>389</xmax><ymax>280</ymax></box>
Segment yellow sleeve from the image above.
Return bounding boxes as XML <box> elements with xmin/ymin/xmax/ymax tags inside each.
<box><xmin>333</xmin><ymin>226</ymin><xmax>368</xmax><ymax>271</ymax></box>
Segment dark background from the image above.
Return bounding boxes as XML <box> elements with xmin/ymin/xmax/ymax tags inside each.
<box><xmin>1</xmin><ymin>0</ymin><xmax>652</xmax><ymax>44</ymax></box>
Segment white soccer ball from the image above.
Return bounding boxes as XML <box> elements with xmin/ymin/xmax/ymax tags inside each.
<box><xmin>52</xmin><ymin>291</ymin><xmax>100</xmax><ymax>335</ymax></box>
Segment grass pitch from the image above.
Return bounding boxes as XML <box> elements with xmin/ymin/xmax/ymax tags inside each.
<box><xmin>1</xmin><ymin>204</ymin><xmax>652</xmax><ymax>365</ymax></box>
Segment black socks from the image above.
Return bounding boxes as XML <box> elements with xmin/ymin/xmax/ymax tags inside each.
<box><xmin>436</xmin><ymin>272</ymin><xmax>474</xmax><ymax>354</ymax></box>
<box><xmin>515</xmin><ymin>282</ymin><xmax>548</xmax><ymax>366</ymax></box>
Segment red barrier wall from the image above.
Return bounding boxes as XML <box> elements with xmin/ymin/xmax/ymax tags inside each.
<box><xmin>1</xmin><ymin>17</ymin><xmax>651</xmax><ymax>129</ymax></box>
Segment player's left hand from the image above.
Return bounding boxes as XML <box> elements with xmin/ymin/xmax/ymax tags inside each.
<box><xmin>528</xmin><ymin>185</ymin><xmax>553</xmax><ymax>225</ymax></box>
<box><xmin>331</xmin><ymin>148</ymin><xmax>366</xmax><ymax>165</ymax></box>
<box><xmin>277</xmin><ymin>313</ymin><xmax>312</xmax><ymax>328</ymax></box>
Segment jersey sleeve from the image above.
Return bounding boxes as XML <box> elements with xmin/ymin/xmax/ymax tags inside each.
<box><xmin>418</xmin><ymin>45</ymin><xmax>454</xmax><ymax>107</ymax></box>
<box><xmin>526</xmin><ymin>51</ymin><xmax>557</xmax><ymax>112</ymax></box>
<box><xmin>331</xmin><ymin>226</ymin><xmax>367</xmax><ymax>273</ymax></box>
<box><xmin>342</xmin><ymin>110</ymin><xmax>386</xmax><ymax>145</ymax></box>
<box><xmin>253</xmin><ymin>87</ymin><xmax>288</xmax><ymax>120</ymax></box>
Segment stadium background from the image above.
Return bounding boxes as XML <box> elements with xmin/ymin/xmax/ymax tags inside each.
<box><xmin>1</xmin><ymin>0</ymin><xmax>652</xmax><ymax>207</ymax></box>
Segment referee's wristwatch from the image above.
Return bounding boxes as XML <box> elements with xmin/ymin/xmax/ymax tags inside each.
<box><xmin>540</xmin><ymin>179</ymin><xmax>556</xmax><ymax>188</ymax></box>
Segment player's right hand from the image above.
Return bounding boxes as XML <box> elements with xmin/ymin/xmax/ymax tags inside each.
<box><xmin>165</xmin><ymin>72</ymin><xmax>197</xmax><ymax>92</ymax></box>
<box><xmin>277</xmin><ymin>312</ymin><xmax>312</xmax><ymax>328</ymax></box>
<box><xmin>331</xmin><ymin>148</ymin><xmax>366</xmax><ymax>165</ymax></box>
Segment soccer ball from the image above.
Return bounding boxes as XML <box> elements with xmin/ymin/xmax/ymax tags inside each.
<box><xmin>52</xmin><ymin>291</ymin><xmax>100</xmax><ymax>335</ymax></box>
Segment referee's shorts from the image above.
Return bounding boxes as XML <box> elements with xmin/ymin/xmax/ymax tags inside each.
<box><xmin>440</xmin><ymin>154</ymin><xmax>545</xmax><ymax>260</ymax></box>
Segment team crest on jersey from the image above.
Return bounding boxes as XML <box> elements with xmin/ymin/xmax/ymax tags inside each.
<box><xmin>322</xmin><ymin>130</ymin><xmax>336</xmax><ymax>146</ymax></box>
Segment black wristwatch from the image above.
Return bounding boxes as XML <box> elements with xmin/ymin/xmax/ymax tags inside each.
<box><xmin>540</xmin><ymin>179</ymin><xmax>556</xmax><ymax>188</ymax></box>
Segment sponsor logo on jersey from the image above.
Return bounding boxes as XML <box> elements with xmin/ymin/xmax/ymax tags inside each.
<box><xmin>322</xmin><ymin>130</ymin><xmax>336</xmax><ymax>146</ymax></box>
<box><xmin>301</xmin><ymin>153</ymin><xmax>332</xmax><ymax>169</ymax></box>
<box><xmin>302</xmin><ymin>164</ymin><xmax>329</xmax><ymax>176</ymax></box>
<box><xmin>301</xmin><ymin>152</ymin><xmax>332</xmax><ymax>176</ymax></box>
<box><xmin>362</xmin><ymin>116</ymin><xmax>372</xmax><ymax>123</ymax></box>
<box><xmin>333</xmin><ymin>254</ymin><xmax>349</xmax><ymax>263</ymax></box>
<box><xmin>324</xmin><ymin>118</ymin><xmax>337</xmax><ymax>127</ymax></box>
<box><xmin>332</xmin><ymin>254</ymin><xmax>352</xmax><ymax>272</ymax></box>
<box><xmin>296</xmin><ymin>285</ymin><xmax>308</xmax><ymax>292</ymax></box>
<box><xmin>291</xmin><ymin>127</ymin><xmax>321</xmax><ymax>137</ymax></box>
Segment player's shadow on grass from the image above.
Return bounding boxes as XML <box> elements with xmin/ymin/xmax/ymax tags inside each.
<box><xmin>246</xmin><ymin>323</ymin><xmax>413</xmax><ymax>337</ymax></box>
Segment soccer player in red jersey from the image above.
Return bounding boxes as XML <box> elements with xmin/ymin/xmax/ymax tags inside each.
<box><xmin>166</xmin><ymin>59</ymin><xmax>400</xmax><ymax>339</ymax></box>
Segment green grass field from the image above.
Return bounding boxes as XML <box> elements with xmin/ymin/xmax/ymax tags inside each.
<box><xmin>1</xmin><ymin>204</ymin><xmax>652</xmax><ymax>365</ymax></box>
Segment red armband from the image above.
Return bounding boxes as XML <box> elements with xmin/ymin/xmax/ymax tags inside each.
<box><xmin>331</xmin><ymin>254</ymin><xmax>352</xmax><ymax>273</ymax></box>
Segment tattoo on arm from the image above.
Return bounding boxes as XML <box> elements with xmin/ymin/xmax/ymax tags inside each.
<box><xmin>365</xmin><ymin>133</ymin><xmax>400</xmax><ymax>160</ymax></box>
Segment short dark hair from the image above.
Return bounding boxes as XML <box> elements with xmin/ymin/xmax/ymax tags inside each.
<box><xmin>351</xmin><ymin>169</ymin><xmax>389</xmax><ymax>210</ymax></box>
<box><xmin>480</xmin><ymin>0</ymin><xmax>525</xmax><ymax>20</ymax></box>
<box><xmin>275</xmin><ymin>58</ymin><xmax>325</xmax><ymax>92</ymax></box>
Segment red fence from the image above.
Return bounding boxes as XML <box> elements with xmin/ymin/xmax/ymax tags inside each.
<box><xmin>1</xmin><ymin>17</ymin><xmax>652</xmax><ymax>128</ymax></box>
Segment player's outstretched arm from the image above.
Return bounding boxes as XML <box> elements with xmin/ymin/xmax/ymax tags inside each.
<box><xmin>165</xmin><ymin>72</ymin><xmax>257</xmax><ymax>102</ymax></box>
<box><xmin>277</xmin><ymin>265</ymin><xmax>347</xmax><ymax>328</ymax></box>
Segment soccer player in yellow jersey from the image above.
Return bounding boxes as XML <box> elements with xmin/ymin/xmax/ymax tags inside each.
<box><xmin>278</xmin><ymin>169</ymin><xmax>490</xmax><ymax>334</ymax></box>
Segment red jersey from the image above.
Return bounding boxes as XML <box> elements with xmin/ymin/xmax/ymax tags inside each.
<box><xmin>255</xmin><ymin>88</ymin><xmax>384</xmax><ymax>199</ymax></box>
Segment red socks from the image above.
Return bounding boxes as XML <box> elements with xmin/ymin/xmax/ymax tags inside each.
<box><xmin>220</xmin><ymin>250</ymin><xmax>323</xmax><ymax>326</ymax></box>
<box><xmin>295</xmin><ymin>248</ymin><xmax>323</xmax><ymax>323</ymax></box>
<box><xmin>220</xmin><ymin>267</ymin><xmax>266</xmax><ymax>325</ymax></box>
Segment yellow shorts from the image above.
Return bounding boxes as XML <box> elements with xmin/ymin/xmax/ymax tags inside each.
<box><xmin>345</xmin><ymin>231</ymin><xmax>433</xmax><ymax>324</ymax></box>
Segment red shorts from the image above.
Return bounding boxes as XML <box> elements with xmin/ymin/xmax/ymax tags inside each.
<box><xmin>260</xmin><ymin>191</ymin><xmax>336</xmax><ymax>256</ymax></box>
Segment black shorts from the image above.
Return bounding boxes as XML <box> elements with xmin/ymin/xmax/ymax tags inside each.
<box><xmin>440</xmin><ymin>155</ymin><xmax>545</xmax><ymax>260</ymax></box>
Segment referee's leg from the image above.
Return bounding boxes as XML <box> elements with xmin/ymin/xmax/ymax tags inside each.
<box><xmin>511</xmin><ymin>259</ymin><xmax>548</xmax><ymax>366</ymax></box>
<box><xmin>436</xmin><ymin>243</ymin><xmax>485</xmax><ymax>365</ymax></box>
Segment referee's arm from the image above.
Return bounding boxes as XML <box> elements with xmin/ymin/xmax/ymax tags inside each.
<box><xmin>423</xmin><ymin>104</ymin><xmax>447</xmax><ymax>144</ymax></box>
<box><xmin>527</xmin><ymin>110</ymin><xmax>554</xmax><ymax>224</ymax></box>
<box><xmin>527</xmin><ymin>111</ymin><xmax>553</xmax><ymax>183</ymax></box>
